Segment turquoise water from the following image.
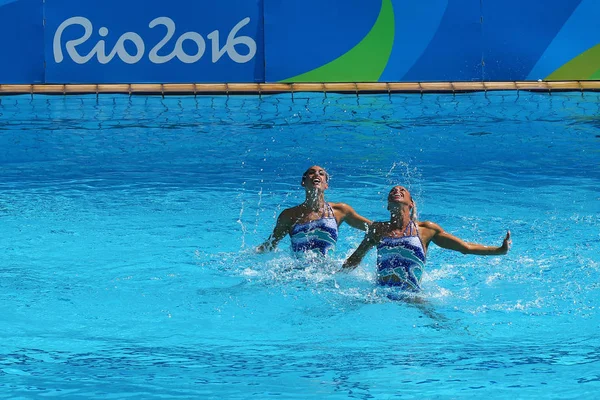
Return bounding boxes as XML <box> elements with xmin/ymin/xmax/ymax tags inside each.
<box><xmin>1</xmin><ymin>92</ymin><xmax>599</xmax><ymax>398</ymax></box>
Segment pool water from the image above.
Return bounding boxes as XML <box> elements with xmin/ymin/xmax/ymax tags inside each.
<box><xmin>0</xmin><ymin>92</ymin><xmax>599</xmax><ymax>398</ymax></box>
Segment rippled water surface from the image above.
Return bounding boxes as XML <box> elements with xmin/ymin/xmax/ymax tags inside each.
<box><xmin>1</xmin><ymin>92</ymin><xmax>599</xmax><ymax>398</ymax></box>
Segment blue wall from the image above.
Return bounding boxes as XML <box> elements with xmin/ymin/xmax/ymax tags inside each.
<box><xmin>0</xmin><ymin>0</ymin><xmax>598</xmax><ymax>83</ymax></box>
<box><xmin>0</xmin><ymin>0</ymin><xmax>44</xmax><ymax>83</ymax></box>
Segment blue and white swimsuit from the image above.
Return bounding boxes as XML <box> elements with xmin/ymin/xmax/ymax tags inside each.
<box><xmin>290</xmin><ymin>204</ymin><xmax>338</xmax><ymax>255</ymax></box>
<box><xmin>376</xmin><ymin>221</ymin><xmax>426</xmax><ymax>291</ymax></box>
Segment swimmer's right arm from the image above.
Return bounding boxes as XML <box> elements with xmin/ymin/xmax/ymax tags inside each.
<box><xmin>256</xmin><ymin>210</ymin><xmax>293</xmax><ymax>253</ymax></box>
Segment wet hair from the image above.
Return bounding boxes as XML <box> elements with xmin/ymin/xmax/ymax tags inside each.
<box><xmin>410</xmin><ymin>201</ymin><xmax>418</xmax><ymax>221</ymax></box>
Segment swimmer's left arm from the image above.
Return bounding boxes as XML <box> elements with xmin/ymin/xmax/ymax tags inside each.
<box><xmin>341</xmin><ymin>224</ymin><xmax>380</xmax><ymax>271</ymax></box>
<box><xmin>341</xmin><ymin>236</ymin><xmax>375</xmax><ymax>271</ymax></box>
<box><xmin>333</xmin><ymin>203</ymin><xmax>371</xmax><ymax>231</ymax></box>
<box><xmin>425</xmin><ymin>221</ymin><xmax>511</xmax><ymax>255</ymax></box>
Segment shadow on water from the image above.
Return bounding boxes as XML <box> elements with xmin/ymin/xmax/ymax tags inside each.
<box><xmin>384</xmin><ymin>290</ymin><xmax>450</xmax><ymax>328</ymax></box>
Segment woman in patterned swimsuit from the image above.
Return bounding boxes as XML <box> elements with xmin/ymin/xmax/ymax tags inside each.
<box><xmin>257</xmin><ymin>165</ymin><xmax>371</xmax><ymax>255</ymax></box>
<box><xmin>342</xmin><ymin>186</ymin><xmax>511</xmax><ymax>291</ymax></box>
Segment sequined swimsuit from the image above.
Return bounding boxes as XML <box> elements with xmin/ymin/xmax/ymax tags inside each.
<box><xmin>376</xmin><ymin>221</ymin><xmax>426</xmax><ymax>291</ymax></box>
<box><xmin>290</xmin><ymin>203</ymin><xmax>338</xmax><ymax>255</ymax></box>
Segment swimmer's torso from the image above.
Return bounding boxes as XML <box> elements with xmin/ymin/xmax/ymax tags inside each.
<box><xmin>290</xmin><ymin>203</ymin><xmax>338</xmax><ymax>255</ymax></box>
<box><xmin>376</xmin><ymin>221</ymin><xmax>426</xmax><ymax>291</ymax></box>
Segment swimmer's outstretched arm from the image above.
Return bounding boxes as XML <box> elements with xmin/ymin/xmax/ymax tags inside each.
<box><xmin>256</xmin><ymin>209</ymin><xmax>293</xmax><ymax>253</ymax></box>
<box><xmin>333</xmin><ymin>203</ymin><xmax>372</xmax><ymax>231</ymax></box>
<box><xmin>341</xmin><ymin>230</ymin><xmax>378</xmax><ymax>270</ymax></box>
<box><xmin>423</xmin><ymin>221</ymin><xmax>511</xmax><ymax>255</ymax></box>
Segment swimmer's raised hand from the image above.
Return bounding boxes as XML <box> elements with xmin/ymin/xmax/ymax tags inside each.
<box><xmin>498</xmin><ymin>230</ymin><xmax>511</xmax><ymax>255</ymax></box>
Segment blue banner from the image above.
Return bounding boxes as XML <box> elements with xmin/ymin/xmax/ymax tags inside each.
<box><xmin>0</xmin><ymin>0</ymin><xmax>44</xmax><ymax>83</ymax></box>
<box><xmin>263</xmin><ymin>0</ymin><xmax>483</xmax><ymax>82</ymax></box>
<box><xmin>45</xmin><ymin>0</ymin><xmax>264</xmax><ymax>83</ymax></box>
<box><xmin>263</xmin><ymin>0</ymin><xmax>598</xmax><ymax>83</ymax></box>
<box><xmin>399</xmin><ymin>0</ymin><xmax>482</xmax><ymax>82</ymax></box>
<box><xmin>482</xmin><ymin>0</ymin><xmax>582</xmax><ymax>81</ymax></box>
<box><xmin>264</xmin><ymin>0</ymin><xmax>382</xmax><ymax>82</ymax></box>
<box><xmin>0</xmin><ymin>0</ymin><xmax>599</xmax><ymax>84</ymax></box>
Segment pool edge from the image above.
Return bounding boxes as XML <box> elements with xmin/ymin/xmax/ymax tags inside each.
<box><xmin>1</xmin><ymin>81</ymin><xmax>599</xmax><ymax>96</ymax></box>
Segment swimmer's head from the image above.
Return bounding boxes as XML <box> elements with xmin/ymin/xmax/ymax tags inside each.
<box><xmin>387</xmin><ymin>185</ymin><xmax>417</xmax><ymax>220</ymax></box>
<box><xmin>301</xmin><ymin>165</ymin><xmax>330</xmax><ymax>190</ymax></box>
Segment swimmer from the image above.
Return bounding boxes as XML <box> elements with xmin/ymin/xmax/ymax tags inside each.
<box><xmin>257</xmin><ymin>166</ymin><xmax>371</xmax><ymax>255</ymax></box>
<box><xmin>341</xmin><ymin>185</ymin><xmax>511</xmax><ymax>291</ymax></box>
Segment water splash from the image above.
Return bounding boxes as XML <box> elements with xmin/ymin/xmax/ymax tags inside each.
<box><xmin>383</xmin><ymin>161</ymin><xmax>423</xmax><ymax>211</ymax></box>
<box><xmin>237</xmin><ymin>182</ymin><xmax>247</xmax><ymax>249</ymax></box>
<box><xmin>253</xmin><ymin>186</ymin><xmax>263</xmax><ymax>234</ymax></box>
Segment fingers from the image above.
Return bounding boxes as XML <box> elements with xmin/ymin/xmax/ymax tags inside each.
<box><xmin>504</xmin><ymin>230</ymin><xmax>512</xmax><ymax>251</ymax></box>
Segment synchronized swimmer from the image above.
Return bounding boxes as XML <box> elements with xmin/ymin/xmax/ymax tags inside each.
<box><xmin>341</xmin><ymin>185</ymin><xmax>511</xmax><ymax>291</ymax></box>
<box><xmin>257</xmin><ymin>165</ymin><xmax>371</xmax><ymax>255</ymax></box>
<box><xmin>258</xmin><ymin>167</ymin><xmax>511</xmax><ymax>291</ymax></box>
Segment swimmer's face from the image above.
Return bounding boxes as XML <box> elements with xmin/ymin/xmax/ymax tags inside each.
<box><xmin>301</xmin><ymin>166</ymin><xmax>329</xmax><ymax>191</ymax></box>
<box><xmin>388</xmin><ymin>186</ymin><xmax>412</xmax><ymax>206</ymax></box>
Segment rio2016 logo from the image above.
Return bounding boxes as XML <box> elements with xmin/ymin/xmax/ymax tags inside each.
<box><xmin>53</xmin><ymin>16</ymin><xmax>256</xmax><ymax>65</ymax></box>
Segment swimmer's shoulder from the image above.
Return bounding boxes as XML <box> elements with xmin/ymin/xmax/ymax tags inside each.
<box><xmin>417</xmin><ymin>221</ymin><xmax>442</xmax><ymax>232</ymax></box>
<box><xmin>417</xmin><ymin>221</ymin><xmax>443</xmax><ymax>242</ymax></box>
<box><xmin>328</xmin><ymin>201</ymin><xmax>356</xmax><ymax>213</ymax></box>
<box><xmin>369</xmin><ymin>221</ymin><xmax>387</xmax><ymax>230</ymax></box>
<box><xmin>366</xmin><ymin>221</ymin><xmax>388</xmax><ymax>243</ymax></box>
<box><xmin>279</xmin><ymin>205</ymin><xmax>305</xmax><ymax>221</ymax></box>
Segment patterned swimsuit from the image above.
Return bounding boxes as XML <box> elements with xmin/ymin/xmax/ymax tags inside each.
<box><xmin>376</xmin><ymin>221</ymin><xmax>426</xmax><ymax>291</ymax></box>
<box><xmin>290</xmin><ymin>204</ymin><xmax>338</xmax><ymax>255</ymax></box>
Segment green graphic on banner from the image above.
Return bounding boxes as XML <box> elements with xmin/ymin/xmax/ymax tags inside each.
<box><xmin>282</xmin><ymin>0</ymin><xmax>394</xmax><ymax>82</ymax></box>
<box><xmin>546</xmin><ymin>43</ymin><xmax>600</xmax><ymax>80</ymax></box>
